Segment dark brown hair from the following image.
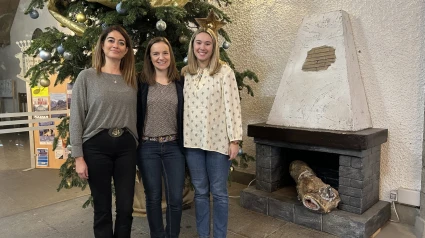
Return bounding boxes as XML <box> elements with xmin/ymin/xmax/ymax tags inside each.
<box><xmin>141</xmin><ymin>37</ymin><xmax>179</xmax><ymax>85</ymax></box>
<box><xmin>92</xmin><ymin>25</ymin><xmax>137</xmax><ymax>88</ymax></box>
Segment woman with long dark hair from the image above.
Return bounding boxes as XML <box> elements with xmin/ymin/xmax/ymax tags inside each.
<box><xmin>70</xmin><ymin>25</ymin><xmax>138</xmax><ymax>238</ymax></box>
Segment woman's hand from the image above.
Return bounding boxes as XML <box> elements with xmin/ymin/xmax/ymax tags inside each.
<box><xmin>75</xmin><ymin>157</ymin><xmax>89</xmax><ymax>179</ymax></box>
<box><xmin>228</xmin><ymin>142</ymin><xmax>239</xmax><ymax>160</ymax></box>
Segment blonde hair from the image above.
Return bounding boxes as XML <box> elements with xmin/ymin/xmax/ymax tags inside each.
<box><xmin>92</xmin><ymin>25</ymin><xmax>137</xmax><ymax>88</ymax></box>
<box><xmin>181</xmin><ymin>27</ymin><xmax>222</xmax><ymax>76</ymax></box>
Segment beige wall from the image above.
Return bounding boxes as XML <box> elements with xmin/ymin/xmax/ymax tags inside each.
<box><xmin>225</xmin><ymin>0</ymin><xmax>425</xmax><ymax>201</ymax></box>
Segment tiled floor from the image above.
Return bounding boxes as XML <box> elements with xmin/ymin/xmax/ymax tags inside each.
<box><xmin>0</xmin><ymin>132</ymin><xmax>416</xmax><ymax>237</ymax></box>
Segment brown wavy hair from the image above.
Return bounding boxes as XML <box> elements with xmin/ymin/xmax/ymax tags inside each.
<box><xmin>92</xmin><ymin>25</ymin><xmax>137</xmax><ymax>88</ymax></box>
<box><xmin>181</xmin><ymin>27</ymin><xmax>222</xmax><ymax>76</ymax></box>
<box><xmin>141</xmin><ymin>37</ymin><xmax>180</xmax><ymax>85</ymax></box>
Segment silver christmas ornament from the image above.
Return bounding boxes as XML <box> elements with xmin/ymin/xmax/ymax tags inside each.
<box><xmin>116</xmin><ymin>2</ymin><xmax>127</xmax><ymax>15</ymax></box>
<box><xmin>222</xmin><ymin>41</ymin><xmax>230</xmax><ymax>49</ymax></box>
<box><xmin>183</xmin><ymin>56</ymin><xmax>188</xmax><ymax>64</ymax></box>
<box><xmin>238</xmin><ymin>148</ymin><xmax>243</xmax><ymax>155</ymax></box>
<box><xmin>39</xmin><ymin>50</ymin><xmax>52</xmax><ymax>61</ymax></box>
<box><xmin>179</xmin><ymin>35</ymin><xmax>188</xmax><ymax>44</ymax></box>
<box><xmin>63</xmin><ymin>51</ymin><xmax>73</xmax><ymax>60</ymax></box>
<box><xmin>29</xmin><ymin>10</ymin><xmax>39</xmax><ymax>19</ymax></box>
<box><xmin>39</xmin><ymin>78</ymin><xmax>51</xmax><ymax>87</ymax></box>
<box><xmin>156</xmin><ymin>19</ymin><xmax>167</xmax><ymax>31</ymax></box>
<box><xmin>57</xmin><ymin>45</ymin><xmax>65</xmax><ymax>55</ymax></box>
<box><xmin>102</xmin><ymin>23</ymin><xmax>108</xmax><ymax>30</ymax></box>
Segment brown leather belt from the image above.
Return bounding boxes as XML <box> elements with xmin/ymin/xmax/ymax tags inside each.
<box><xmin>141</xmin><ymin>134</ymin><xmax>177</xmax><ymax>143</ymax></box>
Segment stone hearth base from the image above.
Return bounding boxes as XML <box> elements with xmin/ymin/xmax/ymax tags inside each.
<box><xmin>240</xmin><ymin>186</ymin><xmax>390</xmax><ymax>238</ymax></box>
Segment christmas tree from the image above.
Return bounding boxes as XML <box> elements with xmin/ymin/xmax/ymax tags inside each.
<box><xmin>24</xmin><ymin>0</ymin><xmax>257</xmax><ymax>200</ymax></box>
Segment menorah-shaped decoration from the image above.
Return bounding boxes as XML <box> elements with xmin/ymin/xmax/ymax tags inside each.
<box><xmin>15</xmin><ymin>40</ymin><xmax>42</xmax><ymax>82</ymax></box>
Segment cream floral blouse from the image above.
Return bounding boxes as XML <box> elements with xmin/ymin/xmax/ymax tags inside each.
<box><xmin>183</xmin><ymin>64</ymin><xmax>243</xmax><ymax>156</ymax></box>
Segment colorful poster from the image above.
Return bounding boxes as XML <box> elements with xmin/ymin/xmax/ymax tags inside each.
<box><xmin>36</xmin><ymin>148</ymin><xmax>49</xmax><ymax>166</ymax></box>
<box><xmin>33</xmin><ymin>97</ymin><xmax>49</xmax><ymax>119</ymax></box>
<box><xmin>31</xmin><ymin>87</ymin><xmax>49</xmax><ymax>97</ymax></box>
<box><xmin>50</xmin><ymin>93</ymin><xmax>67</xmax><ymax>111</ymax></box>
<box><xmin>67</xmin><ymin>83</ymin><xmax>73</xmax><ymax>110</ymax></box>
<box><xmin>39</xmin><ymin>121</ymin><xmax>55</xmax><ymax>145</ymax></box>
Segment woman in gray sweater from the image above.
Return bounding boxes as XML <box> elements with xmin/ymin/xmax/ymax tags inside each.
<box><xmin>70</xmin><ymin>25</ymin><xmax>138</xmax><ymax>238</ymax></box>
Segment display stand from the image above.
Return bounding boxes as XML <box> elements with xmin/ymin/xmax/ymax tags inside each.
<box><xmin>31</xmin><ymin>74</ymin><xmax>72</xmax><ymax>169</ymax></box>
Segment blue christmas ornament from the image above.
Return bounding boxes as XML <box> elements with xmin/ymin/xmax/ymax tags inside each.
<box><xmin>116</xmin><ymin>2</ymin><xmax>127</xmax><ymax>15</ymax></box>
<box><xmin>102</xmin><ymin>23</ymin><xmax>108</xmax><ymax>30</ymax></box>
<box><xmin>57</xmin><ymin>45</ymin><xmax>65</xmax><ymax>55</ymax></box>
<box><xmin>238</xmin><ymin>148</ymin><xmax>243</xmax><ymax>156</ymax></box>
<box><xmin>29</xmin><ymin>9</ymin><xmax>39</xmax><ymax>19</ymax></box>
<box><xmin>39</xmin><ymin>50</ymin><xmax>52</xmax><ymax>61</ymax></box>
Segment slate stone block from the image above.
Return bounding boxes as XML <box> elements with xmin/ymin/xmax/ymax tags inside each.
<box><xmin>351</xmin><ymin>157</ymin><xmax>363</xmax><ymax>169</ymax></box>
<box><xmin>372</xmin><ymin>145</ymin><xmax>381</xmax><ymax>154</ymax></box>
<box><xmin>240</xmin><ymin>187</ymin><xmax>268</xmax><ymax>215</ymax></box>
<box><xmin>256</xmin><ymin>153</ymin><xmax>281</xmax><ymax>169</ymax></box>
<box><xmin>268</xmin><ymin>197</ymin><xmax>295</xmax><ymax>222</ymax></box>
<box><xmin>373</xmin><ymin>161</ymin><xmax>380</xmax><ymax>175</ymax></box>
<box><xmin>350</xmin><ymin>178</ymin><xmax>368</xmax><ymax>189</ymax></box>
<box><xmin>339</xmin><ymin>156</ymin><xmax>351</xmax><ymax>166</ymax></box>
<box><xmin>339</xmin><ymin>185</ymin><xmax>362</xmax><ymax>198</ymax></box>
<box><xmin>257</xmin><ymin>166</ymin><xmax>282</xmax><ymax>183</ymax></box>
<box><xmin>363</xmin><ymin>201</ymin><xmax>391</xmax><ymax>237</ymax></box>
<box><xmin>294</xmin><ymin>204</ymin><xmax>322</xmax><ymax>231</ymax></box>
<box><xmin>339</xmin><ymin>194</ymin><xmax>350</xmax><ymax>205</ymax></box>
<box><xmin>339</xmin><ymin>177</ymin><xmax>350</xmax><ymax>186</ymax></box>
<box><xmin>322</xmin><ymin>212</ymin><xmax>364</xmax><ymax>238</ymax></box>
<box><xmin>339</xmin><ymin>204</ymin><xmax>362</xmax><ymax>214</ymax></box>
<box><xmin>256</xmin><ymin>180</ymin><xmax>280</xmax><ymax>193</ymax></box>
<box><xmin>339</xmin><ymin>166</ymin><xmax>372</xmax><ymax>181</ymax></box>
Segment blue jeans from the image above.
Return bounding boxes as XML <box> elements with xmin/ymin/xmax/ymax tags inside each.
<box><xmin>138</xmin><ymin>140</ymin><xmax>185</xmax><ymax>238</ymax></box>
<box><xmin>185</xmin><ymin>148</ymin><xmax>231</xmax><ymax>238</ymax></box>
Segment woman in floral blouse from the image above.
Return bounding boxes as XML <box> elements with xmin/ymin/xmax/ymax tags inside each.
<box><xmin>181</xmin><ymin>27</ymin><xmax>242</xmax><ymax>238</ymax></box>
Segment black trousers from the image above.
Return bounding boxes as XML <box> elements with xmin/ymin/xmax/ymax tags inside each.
<box><xmin>83</xmin><ymin>130</ymin><xmax>137</xmax><ymax>238</ymax></box>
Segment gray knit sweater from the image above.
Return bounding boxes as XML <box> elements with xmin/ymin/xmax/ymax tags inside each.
<box><xmin>70</xmin><ymin>68</ymin><xmax>138</xmax><ymax>158</ymax></box>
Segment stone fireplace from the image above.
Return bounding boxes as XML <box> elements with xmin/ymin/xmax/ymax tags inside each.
<box><xmin>240</xmin><ymin>10</ymin><xmax>391</xmax><ymax>238</ymax></box>
<box><xmin>240</xmin><ymin>124</ymin><xmax>390</xmax><ymax>237</ymax></box>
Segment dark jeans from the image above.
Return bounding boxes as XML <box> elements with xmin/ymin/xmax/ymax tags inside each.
<box><xmin>83</xmin><ymin>130</ymin><xmax>137</xmax><ymax>238</ymax></box>
<box><xmin>138</xmin><ymin>140</ymin><xmax>185</xmax><ymax>238</ymax></box>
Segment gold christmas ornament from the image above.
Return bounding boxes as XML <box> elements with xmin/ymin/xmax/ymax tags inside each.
<box><xmin>85</xmin><ymin>19</ymin><xmax>93</xmax><ymax>26</ymax></box>
<box><xmin>48</xmin><ymin>0</ymin><xmax>86</xmax><ymax>36</ymax></box>
<box><xmin>76</xmin><ymin>13</ymin><xmax>87</xmax><ymax>23</ymax></box>
<box><xmin>149</xmin><ymin>0</ymin><xmax>190</xmax><ymax>7</ymax></box>
<box><xmin>195</xmin><ymin>10</ymin><xmax>226</xmax><ymax>35</ymax></box>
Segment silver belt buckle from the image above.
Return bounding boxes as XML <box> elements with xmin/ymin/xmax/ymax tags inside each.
<box><xmin>108</xmin><ymin>128</ymin><xmax>124</xmax><ymax>137</ymax></box>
